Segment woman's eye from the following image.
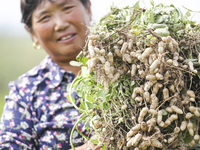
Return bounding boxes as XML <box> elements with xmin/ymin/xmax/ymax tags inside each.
<box><xmin>64</xmin><ymin>6</ymin><xmax>73</xmax><ymax>11</ymax></box>
<box><xmin>40</xmin><ymin>16</ymin><xmax>50</xmax><ymax>22</ymax></box>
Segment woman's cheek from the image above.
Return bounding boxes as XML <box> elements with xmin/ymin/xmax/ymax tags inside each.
<box><xmin>37</xmin><ymin>23</ymin><xmax>53</xmax><ymax>40</ymax></box>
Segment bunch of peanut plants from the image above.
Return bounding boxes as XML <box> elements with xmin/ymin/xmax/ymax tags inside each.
<box><xmin>68</xmin><ymin>2</ymin><xmax>200</xmax><ymax>150</ymax></box>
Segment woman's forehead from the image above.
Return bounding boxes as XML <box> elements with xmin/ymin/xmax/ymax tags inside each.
<box><xmin>35</xmin><ymin>0</ymin><xmax>76</xmax><ymax>13</ymax></box>
<box><xmin>41</xmin><ymin>0</ymin><xmax>74</xmax><ymax>5</ymax></box>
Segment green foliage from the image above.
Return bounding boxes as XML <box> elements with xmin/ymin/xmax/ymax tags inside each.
<box><xmin>0</xmin><ymin>94</ymin><xmax>5</xmax><ymax>118</ymax></box>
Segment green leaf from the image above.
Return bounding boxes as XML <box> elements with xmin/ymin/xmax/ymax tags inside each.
<box><xmin>183</xmin><ymin>132</ymin><xmax>193</xmax><ymax>143</ymax></box>
<box><xmin>86</xmin><ymin>95</ymin><xmax>94</xmax><ymax>102</ymax></box>
<box><xmin>86</xmin><ymin>102</ymin><xmax>94</xmax><ymax>110</ymax></box>
<box><xmin>86</xmin><ymin>124</ymin><xmax>90</xmax><ymax>132</ymax></box>
<box><xmin>112</xmin><ymin>89</ymin><xmax>118</xmax><ymax>98</ymax></box>
<box><xmin>154</xmin><ymin>15</ymin><xmax>163</xmax><ymax>23</ymax></box>
<box><xmin>88</xmin><ymin>81</ymin><xmax>92</xmax><ymax>85</ymax></box>
<box><xmin>154</xmin><ymin>28</ymin><xmax>170</xmax><ymax>37</ymax></box>
<box><xmin>102</xmin><ymin>102</ymin><xmax>109</xmax><ymax>110</ymax></box>
<box><xmin>97</xmin><ymin>90</ymin><xmax>103</xmax><ymax>97</ymax></box>
<box><xmin>198</xmin><ymin>74</ymin><xmax>200</xmax><ymax>79</ymax></box>
<box><xmin>68</xmin><ymin>76</ymin><xmax>82</xmax><ymax>90</ymax></box>
<box><xmin>76</xmin><ymin>89</ymin><xmax>82</xmax><ymax>97</ymax></box>
<box><xmin>102</xmin><ymin>143</ymin><xmax>107</xmax><ymax>150</ymax></box>
<box><xmin>81</xmin><ymin>57</ymin><xmax>88</xmax><ymax>66</ymax></box>
<box><xmin>123</xmin><ymin>81</ymin><xmax>129</xmax><ymax>87</ymax></box>
<box><xmin>133</xmin><ymin>0</ymin><xmax>140</xmax><ymax>9</ymax></box>
<box><xmin>150</xmin><ymin>0</ymin><xmax>154</xmax><ymax>7</ymax></box>
<box><xmin>67</xmin><ymin>94</ymin><xmax>75</xmax><ymax>103</ymax></box>
<box><xmin>69</xmin><ymin>60</ymin><xmax>82</xmax><ymax>67</ymax></box>
<box><xmin>91</xmin><ymin>139</ymin><xmax>99</xmax><ymax>145</ymax></box>
<box><xmin>186</xmin><ymin>59</ymin><xmax>198</xmax><ymax>62</ymax></box>
<box><xmin>102</xmin><ymin>91</ymin><xmax>107</xmax><ymax>102</ymax></box>
<box><xmin>150</xmin><ymin>12</ymin><xmax>154</xmax><ymax>23</ymax></box>
<box><xmin>147</xmin><ymin>34</ymin><xmax>153</xmax><ymax>39</ymax></box>
<box><xmin>131</xmin><ymin>81</ymin><xmax>135</xmax><ymax>86</ymax></box>
<box><xmin>162</xmin><ymin>109</ymin><xmax>168</xmax><ymax>116</ymax></box>
<box><xmin>184</xmin><ymin>11</ymin><xmax>191</xmax><ymax>19</ymax></box>
<box><xmin>74</xmin><ymin>78</ymin><xmax>83</xmax><ymax>87</ymax></box>
<box><xmin>76</xmin><ymin>51</ymin><xmax>88</xmax><ymax>66</ymax></box>
<box><xmin>152</xmin><ymin>23</ymin><xmax>167</xmax><ymax>29</ymax></box>
<box><xmin>79</xmin><ymin>103</ymin><xmax>86</xmax><ymax>112</ymax></box>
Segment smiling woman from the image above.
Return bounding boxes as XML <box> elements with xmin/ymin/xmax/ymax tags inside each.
<box><xmin>0</xmin><ymin>0</ymin><xmax>199</xmax><ymax>149</ymax></box>
<box><xmin>23</xmin><ymin>0</ymin><xmax>92</xmax><ymax>73</ymax></box>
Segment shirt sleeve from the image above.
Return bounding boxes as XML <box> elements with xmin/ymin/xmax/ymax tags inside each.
<box><xmin>0</xmin><ymin>85</ymin><xmax>38</xmax><ymax>150</ymax></box>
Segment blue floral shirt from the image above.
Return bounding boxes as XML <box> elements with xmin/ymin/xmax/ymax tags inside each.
<box><xmin>0</xmin><ymin>56</ymin><xmax>88</xmax><ymax>150</ymax></box>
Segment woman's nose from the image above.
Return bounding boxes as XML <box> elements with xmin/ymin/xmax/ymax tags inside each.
<box><xmin>54</xmin><ymin>14</ymin><xmax>69</xmax><ymax>31</ymax></box>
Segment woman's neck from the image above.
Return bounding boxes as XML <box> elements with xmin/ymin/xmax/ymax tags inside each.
<box><xmin>53</xmin><ymin>59</ymin><xmax>81</xmax><ymax>76</ymax></box>
<box><xmin>60</xmin><ymin>63</ymin><xmax>81</xmax><ymax>76</ymax></box>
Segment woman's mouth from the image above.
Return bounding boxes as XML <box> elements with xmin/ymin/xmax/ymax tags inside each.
<box><xmin>58</xmin><ymin>34</ymin><xmax>76</xmax><ymax>42</ymax></box>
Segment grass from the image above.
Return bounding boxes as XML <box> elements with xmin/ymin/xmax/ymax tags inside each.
<box><xmin>0</xmin><ymin>94</ymin><xmax>5</xmax><ymax>118</ymax></box>
<box><xmin>0</xmin><ymin>34</ymin><xmax>46</xmax><ymax>118</ymax></box>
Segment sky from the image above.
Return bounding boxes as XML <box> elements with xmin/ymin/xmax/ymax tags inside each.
<box><xmin>0</xmin><ymin>0</ymin><xmax>199</xmax><ymax>36</ymax></box>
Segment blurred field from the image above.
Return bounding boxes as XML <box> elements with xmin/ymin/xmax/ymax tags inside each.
<box><xmin>0</xmin><ymin>34</ymin><xmax>46</xmax><ymax>117</ymax></box>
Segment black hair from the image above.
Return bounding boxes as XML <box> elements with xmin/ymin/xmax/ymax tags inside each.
<box><xmin>20</xmin><ymin>0</ymin><xmax>89</xmax><ymax>29</ymax></box>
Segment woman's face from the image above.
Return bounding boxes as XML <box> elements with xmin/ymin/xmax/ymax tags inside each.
<box><xmin>30</xmin><ymin>0</ymin><xmax>92</xmax><ymax>64</ymax></box>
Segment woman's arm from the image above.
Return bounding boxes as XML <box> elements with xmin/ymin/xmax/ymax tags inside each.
<box><xmin>0</xmin><ymin>94</ymin><xmax>37</xmax><ymax>149</ymax></box>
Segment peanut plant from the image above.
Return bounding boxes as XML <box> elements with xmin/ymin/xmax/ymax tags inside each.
<box><xmin>68</xmin><ymin>1</ymin><xmax>200</xmax><ymax>150</ymax></box>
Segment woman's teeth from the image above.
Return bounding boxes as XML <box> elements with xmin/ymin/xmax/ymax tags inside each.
<box><xmin>60</xmin><ymin>35</ymin><xmax>73</xmax><ymax>41</ymax></box>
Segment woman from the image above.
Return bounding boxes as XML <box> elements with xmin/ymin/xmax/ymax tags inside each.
<box><xmin>0</xmin><ymin>0</ymin><xmax>94</xmax><ymax>149</ymax></box>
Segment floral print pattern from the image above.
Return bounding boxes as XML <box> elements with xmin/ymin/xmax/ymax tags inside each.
<box><xmin>0</xmin><ymin>56</ymin><xmax>89</xmax><ymax>150</ymax></box>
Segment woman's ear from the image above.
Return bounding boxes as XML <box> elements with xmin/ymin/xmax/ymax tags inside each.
<box><xmin>24</xmin><ymin>25</ymin><xmax>39</xmax><ymax>44</ymax></box>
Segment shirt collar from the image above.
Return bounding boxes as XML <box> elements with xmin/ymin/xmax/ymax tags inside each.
<box><xmin>42</xmin><ymin>56</ymin><xmax>75</xmax><ymax>89</ymax></box>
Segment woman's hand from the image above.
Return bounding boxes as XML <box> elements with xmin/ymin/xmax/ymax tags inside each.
<box><xmin>69</xmin><ymin>142</ymin><xmax>101</xmax><ymax>150</ymax></box>
<box><xmin>69</xmin><ymin>135</ymin><xmax>101</xmax><ymax>150</ymax></box>
<box><xmin>69</xmin><ymin>143</ymin><xmax>89</xmax><ymax>150</ymax></box>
